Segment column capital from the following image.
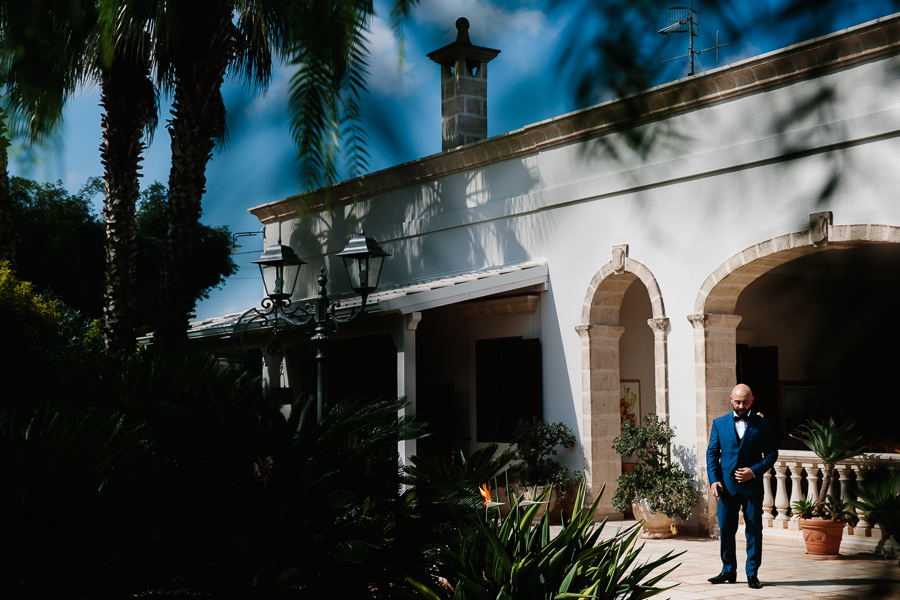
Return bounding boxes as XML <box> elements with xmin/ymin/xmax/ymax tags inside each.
<box><xmin>576</xmin><ymin>323</ymin><xmax>626</xmax><ymax>339</ymax></box>
<box><xmin>687</xmin><ymin>313</ymin><xmax>707</xmax><ymax>328</ymax></box>
<box><xmin>687</xmin><ymin>312</ymin><xmax>742</xmax><ymax>330</ymax></box>
<box><xmin>647</xmin><ymin>317</ymin><xmax>669</xmax><ymax>334</ymax></box>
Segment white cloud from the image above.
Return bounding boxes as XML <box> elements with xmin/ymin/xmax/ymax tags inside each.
<box><xmin>411</xmin><ymin>0</ymin><xmax>560</xmax><ymax>73</ymax></box>
<box><xmin>366</xmin><ymin>12</ymin><xmax>419</xmax><ymax>97</ymax></box>
<box><xmin>365</xmin><ymin>0</ymin><xmax>563</xmax><ymax>100</ymax></box>
<box><xmin>239</xmin><ymin>65</ymin><xmax>291</xmax><ymax>120</ymax></box>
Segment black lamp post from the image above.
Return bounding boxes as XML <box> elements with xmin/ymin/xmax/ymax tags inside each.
<box><xmin>235</xmin><ymin>232</ymin><xmax>391</xmax><ymax>423</ymax></box>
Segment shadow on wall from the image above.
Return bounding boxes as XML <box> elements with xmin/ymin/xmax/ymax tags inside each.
<box><xmin>386</xmin><ymin>158</ymin><xmax>550</xmax><ymax>285</ymax></box>
<box><xmin>555</xmin><ymin>1</ymin><xmax>897</xmax><ymax>253</ymax></box>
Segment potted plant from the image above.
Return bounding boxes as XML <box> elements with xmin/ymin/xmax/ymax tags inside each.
<box><xmin>509</xmin><ymin>418</ymin><xmax>577</xmax><ymax>522</ymax></box>
<box><xmin>611</xmin><ymin>412</ymin><xmax>695</xmax><ymax>538</ymax></box>
<box><xmin>791</xmin><ymin>495</ymin><xmax>858</xmax><ymax>554</ymax></box>
<box><xmin>790</xmin><ymin>416</ymin><xmax>865</xmax><ymax>555</ymax></box>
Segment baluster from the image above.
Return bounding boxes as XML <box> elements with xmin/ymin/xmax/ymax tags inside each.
<box><xmin>773</xmin><ymin>461</ymin><xmax>790</xmax><ymax>528</ymax></box>
<box><xmin>852</xmin><ymin>463</ymin><xmax>871</xmax><ymax>535</ymax></box>
<box><xmin>788</xmin><ymin>461</ymin><xmax>804</xmax><ymax>529</ymax></box>
<box><xmin>762</xmin><ymin>464</ymin><xmax>775</xmax><ymax>526</ymax></box>
<box><xmin>835</xmin><ymin>463</ymin><xmax>853</xmax><ymax>534</ymax></box>
<box><xmin>806</xmin><ymin>463</ymin><xmax>822</xmax><ymax>503</ymax></box>
<box><xmin>837</xmin><ymin>463</ymin><xmax>853</xmax><ymax>504</ymax></box>
<box><xmin>830</xmin><ymin>465</ymin><xmax>840</xmax><ymax>500</ymax></box>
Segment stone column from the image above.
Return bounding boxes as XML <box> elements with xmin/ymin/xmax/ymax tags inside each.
<box><xmin>396</xmin><ymin>312</ymin><xmax>422</xmax><ymax>467</ymax></box>
<box><xmin>689</xmin><ymin>312</ymin><xmax>743</xmax><ymax>536</ymax></box>
<box><xmin>647</xmin><ymin>317</ymin><xmax>670</xmax><ymax>420</ymax></box>
<box><xmin>577</xmin><ymin>323</ymin><xmax>625</xmax><ymax>519</ymax></box>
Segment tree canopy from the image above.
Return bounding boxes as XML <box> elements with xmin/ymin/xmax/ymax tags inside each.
<box><xmin>8</xmin><ymin>175</ymin><xmax>236</xmax><ymax>335</ymax></box>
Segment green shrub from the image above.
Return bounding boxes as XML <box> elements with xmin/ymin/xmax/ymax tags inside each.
<box><xmin>850</xmin><ymin>469</ymin><xmax>900</xmax><ymax>558</ymax></box>
<box><xmin>0</xmin><ymin>260</ymin><xmax>62</xmax><ymax>346</ymax></box>
<box><xmin>1</xmin><ymin>351</ymin><xmax>436</xmax><ymax>599</ymax></box>
<box><xmin>0</xmin><ymin>262</ymin><xmax>104</xmax><ymax>405</ymax></box>
<box><xmin>406</xmin><ymin>485</ymin><xmax>682</xmax><ymax>599</ymax></box>
<box><xmin>611</xmin><ymin>413</ymin><xmax>695</xmax><ymax>519</ymax></box>
<box><xmin>510</xmin><ymin>418</ymin><xmax>576</xmax><ymax>487</ymax></box>
<box><xmin>0</xmin><ymin>403</ymin><xmax>161</xmax><ymax>598</ymax></box>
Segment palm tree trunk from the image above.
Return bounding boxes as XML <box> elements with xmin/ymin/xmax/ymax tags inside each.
<box><xmin>157</xmin><ymin>0</ymin><xmax>234</xmax><ymax>352</ymax></box>
<box><xmin>0</xmin><ymin>110</ymin><xmax>16</xmax><ymax>266</ymax></box>
<box><xmin>100</xmin><ymin>48</ymin><xmax>156</xmax><ymax>354</ymax></box>
<box><xmin>0</xmin><ymin>112</ymin><xmax>14</xmax><ymax>266</ymax></box>
<box><xmin>816</xmin><ymin>463</ymin><xmax>835</xmax><ymax>510</ymax></box>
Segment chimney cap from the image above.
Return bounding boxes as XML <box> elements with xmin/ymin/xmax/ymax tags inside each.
<box><xmin>427</xmin><ymin>17</ymin><xmax>500</xmax><ymax>66</ymax></box>
<box><xmin>455</xmin><ymin>17</ymin><xmax>471</xmax><ymax>44</ymax></box>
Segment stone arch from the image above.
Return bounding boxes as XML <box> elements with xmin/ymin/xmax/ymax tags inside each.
<box><xmin>577</xmin><ymin>245</ymin><xmax>669</xmax><ymax>518</ymax></box>
<box><xmin>690</xmin><ymin>215</ymin><xmax>900</xmax><ymax>534</ymax></box>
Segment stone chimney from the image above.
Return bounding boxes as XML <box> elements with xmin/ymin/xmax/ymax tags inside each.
<box><xmin>427</xmin><ymin>18</ymin><xmax>500</xmax><ymax>151</ymax></box>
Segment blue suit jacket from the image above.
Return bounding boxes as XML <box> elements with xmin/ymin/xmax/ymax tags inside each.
<box><xmin>707</xmin><ymin>412</ymin><xmax>778</xmax><ymax>497</ymax></box>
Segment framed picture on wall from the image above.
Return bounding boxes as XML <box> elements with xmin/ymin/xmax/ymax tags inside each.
<box><xmin>780</xmin><ymin>382</ymin><xmax>846</xmax><ymax>434</ymax></box>
<box><xmin>620</xmin><ymin>380</ymin><xmax>640</xmax><ymax>428</ymax></box>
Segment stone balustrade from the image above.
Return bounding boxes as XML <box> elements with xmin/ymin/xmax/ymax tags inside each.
<box><xmin>761</xmin><ymin>449</ymin><xmax>900</xmax><ymax>544</ymax></box>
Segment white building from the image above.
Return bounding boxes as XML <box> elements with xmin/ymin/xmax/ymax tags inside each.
<box><xmin>192</xmin><ymin>14</ymin><xmax>900</xmax><ymax>536</ymax></box>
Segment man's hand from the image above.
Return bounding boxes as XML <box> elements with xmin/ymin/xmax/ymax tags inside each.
<box><xmin>710</xmin><ymin>481</ymin><xmax>722</xmax><ymax>498</ymax></box>
<box><xmin>734</xmin><ymin>467</ymin><xmax>755</xmax><ymax>483</ymax></box>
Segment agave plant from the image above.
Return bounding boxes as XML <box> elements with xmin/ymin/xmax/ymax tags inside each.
<box><xmin>791</xmin><ymin>494</ymin><xmax>858</xmax><ymax>525</ymax></box>
<box><xmin>791</xmin><ymin>417</ymin><xmax>865</xmax><ymax>513</ymax></box>
<box><xmin>407</xmin><ymin>484</ymin><xmax>682</xmax><ymax>599</ymax></box>
<box><xmin>850</xmin><ymin>470</ymin><xmax>900</xmax><ymax>555</ymax></box>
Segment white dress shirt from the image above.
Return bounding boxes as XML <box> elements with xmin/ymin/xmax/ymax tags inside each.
<box><xmin>734</xmin><ymin>411</ymin><xmax>748</xmax><ymax>439</ymax></box>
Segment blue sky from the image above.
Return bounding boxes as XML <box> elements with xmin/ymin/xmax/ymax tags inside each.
<box><xmin>9</xmin><ymin>0</ymin><xmax>898</xmax><ymax>321</ymax></box>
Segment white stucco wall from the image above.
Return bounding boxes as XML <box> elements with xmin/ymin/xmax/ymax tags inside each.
<box><xmin>254</xmin><ymin>19</ymin><xmax>900</xmax><ymax>526</ymax></box>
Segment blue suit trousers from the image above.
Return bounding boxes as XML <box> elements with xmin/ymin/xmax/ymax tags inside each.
<box><xmin>717</xmin><ymin>486</ymin><xmax>763</xmax><ymax>577</ymax></box>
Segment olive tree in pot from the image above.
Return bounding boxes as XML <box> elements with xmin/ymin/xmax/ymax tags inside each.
<box><xmin>612</xmin><ymin>413</ymin><xmax>695</xmax><ymax>538</ymax></box>
<box><xmin>790</xmin><ymin>416</ymin><xmax>864</xmax><ymax>555</ymax></box>
<box><xmin>509</xmin><ymin>418</ymin><xmax>578</xmax><ymax>523</ymax></box>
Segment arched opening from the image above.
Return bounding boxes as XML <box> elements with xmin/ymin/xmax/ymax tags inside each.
<box><xmin>578</xmin><ymin>249</ymin><xmax>668</xmax><ymax>518</ymax></box>
<box><xmin>692</xmin><ymin>220</ymin><xmax>900</xmax><ymax>534</ymax></box>
<box><xmin>736</xmin><ymin>245</ymin><xmax>900</xmax><ymax>448</ymax></box>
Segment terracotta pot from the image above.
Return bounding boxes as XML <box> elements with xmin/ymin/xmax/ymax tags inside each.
<box><xmin>799</xmin><ymin>518</ymin><xmax>845</xmax><ymax>555</ymax></box>
<box><xmin>550</xmin><ymin>482</ymin><xmax>581</xmax><ymax>524</ymax></box>
<box><xmin>631</xmin><ymin>499</ymin><xmax>674</xmax><ymax>538</ymax></box>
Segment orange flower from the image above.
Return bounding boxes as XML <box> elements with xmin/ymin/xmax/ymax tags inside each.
<box><xmin>479</xmin><ymin>483</ymin><xmax>503</xmax><ymax>509</ymax></box>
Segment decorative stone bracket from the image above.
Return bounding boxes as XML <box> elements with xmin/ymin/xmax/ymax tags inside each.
<box><xmin>611</xmin><ymin>244</ymin><xmax>628</xmax><ymax>274</ymax></box>
<box><xmin>809</xmin><ymin>211</ymin><xmax>833</xmax><ymax>247</ymax></box>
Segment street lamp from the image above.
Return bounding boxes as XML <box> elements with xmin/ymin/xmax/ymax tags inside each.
<box><xmin>253</xmin><ymin>239</ymin><xmax>306</xmax><ymax>301</ymax></box>
<box><xmin>234</xmin><ymin>231</ymin><xmax>391</xmax><ymax>423</ymax></box>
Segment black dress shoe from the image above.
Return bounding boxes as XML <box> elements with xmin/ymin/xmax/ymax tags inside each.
<box><xmin>747</xmin><ymin>576</ymin><xmax>762</xmax><ymax>589</ymax></box>
<box><xmin>708</xmin><ymin>572</ymin><xmax>736</xmax><ymax>584</ymax></box>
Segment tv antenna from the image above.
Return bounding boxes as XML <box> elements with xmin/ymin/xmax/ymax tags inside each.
<box><xmin>657</xmin><ymin>1</ymin><xmax>729</xmax><ymax>76</ymax></box>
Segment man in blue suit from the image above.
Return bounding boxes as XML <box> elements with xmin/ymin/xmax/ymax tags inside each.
<box><xmin>706</xmin><ymin>383</ymin><xmax>778</xmax><ymax>590</ymax></box>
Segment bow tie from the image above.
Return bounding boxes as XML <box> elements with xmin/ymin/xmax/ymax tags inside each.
<box><xmin>734</xmin><ymin>414</ymin><xmax>748</xmax><ymax>422</ymax></box>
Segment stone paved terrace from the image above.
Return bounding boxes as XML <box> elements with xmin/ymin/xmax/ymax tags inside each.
<box><xmin>551</xmin><ymin>520</ymin><xmax>900</xmax><ymax>599</ymax></box>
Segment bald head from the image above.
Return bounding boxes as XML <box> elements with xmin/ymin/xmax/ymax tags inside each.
<box><xmin>730</xmin><ymin>384</ymin><xmax>754</xmax><ymax>416</ymax></box>
<box><xmin>732</xmin><ymin>383</ymin><xmax>752</xmax><ymax>398</ymax></box>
